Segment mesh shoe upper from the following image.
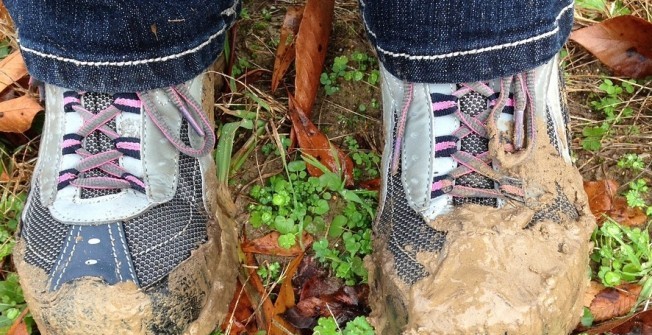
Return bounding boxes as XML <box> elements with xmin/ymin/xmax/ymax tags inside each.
<box><xmin>376</xmin><ymin>56</ymin><xmax>579</xmax><ymax>285</ymax></box>
<box><xmin>21</xmin><ymin>77</ymin><xmax>215</xmax><ymax>290</ymax></box>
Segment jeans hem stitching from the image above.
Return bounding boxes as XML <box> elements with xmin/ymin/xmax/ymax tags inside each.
<box><xmin>18</xmin><ymin>1</ymin><xmax>237</xmax><ymax>68</ymax></box>
<box><xmin>361</xmin><ymin>0</ymin><xmax>573</xmax><ymax>60</ymax></box>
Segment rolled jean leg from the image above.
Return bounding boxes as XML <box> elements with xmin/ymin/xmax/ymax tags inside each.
<box><xmin>360</xmin><ymin>0</ymin><xmax>573</xmax><ymax>82</ymax></box>
<box><xmin>5</xmin><ymin>2</ymin><xmax>241</xmax><ymax>335</ymax></box>
<box><xmin>362</xmin><ymin>2</ymin><xmax>595</xmax><ymax>335</ymax></box>
<box><xmin>4</xmin><ymin>0</ymin><xmax>239</xmax><ymax>92</ymax></box>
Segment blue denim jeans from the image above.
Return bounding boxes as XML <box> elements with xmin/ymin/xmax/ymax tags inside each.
<box><xmin>6</xmin><ymin>0</ymin><xmax>572</xmax><ymax>92</ymax></box>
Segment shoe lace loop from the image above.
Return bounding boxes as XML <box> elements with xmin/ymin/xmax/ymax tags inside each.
<box><xmin>391</xmin><ymin>71</ymin><xmax>537</xmax><ymax>202</ymax></box>
<box><xmin>59</xmin><ymin>84</ymin><xmax>215</xmax><ymax>193</ymax></box>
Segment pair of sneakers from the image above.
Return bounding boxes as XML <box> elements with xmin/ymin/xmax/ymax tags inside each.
<box><xmin>17</xmin><ymin>55</ymin><xmax>593</xmax><ymax>334</ymax></box>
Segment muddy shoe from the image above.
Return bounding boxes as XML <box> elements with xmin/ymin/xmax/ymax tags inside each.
<box><xmin>15</xmin><ymin>71</ymin><xmax>237</xmax><ymax>335</ymax></box>
<box><xmin>369</xmin><ymin>56</ymin><xmax>595</xmax><ymax>335</ymax></box>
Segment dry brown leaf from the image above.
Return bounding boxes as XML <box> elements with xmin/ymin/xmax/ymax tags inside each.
<box><xmin>583</xmin><ymin>309</ymin><xmax>652</xmax><ymax>335</ymax></box>
<box><xmin>288</xmin><ymin>95</ymin><xmax>354</xmax><ymax>185</ymax></box>
<box><xmin>584</xmin><ymin>281</ymin><xmax>607</xmax><ymax>308</ymax></box>
<box><xmin>241</xmin><ymin>232</ymin><xmax>313</xmax><ymax>256</ymax></box>
<box><xmin>220</xmin><ymin>280</ymin><xmax>257</xmax><ymax>335</ymax></box>
<box><xmin>271</xmin><ymin>6</ymin><xmax>304</xmax><ymax>92</ymax></box>
<box><xmin>609</xmin><ymin>197</ymin><xmax>648</xmax><ymax>227</ymax></box>
<box><xmin>583</xmin><ymin>179</ymin><xmax>647</xmax><ymax>226</ymax></box>
<box><xmin>243</xmin><ymin>251</ymin><xmax>275</xmax><ymax>332</ymax></box>
<box><xmin>0</xmin><ymin>51</ymin><xmax>28</xmax><ymax>94</ymax></box>
<box><xmin>584</xmin><ymin>179</ymin><xmax>619</xmax><ymax>218</ymax></box>
<box><xmin>570</xmin><ymin>15</ymin><xmax>652</xmax><ymax>78</ymax></box>
<box><xmin>294</xmin><ymin>0</ymin><xmax>334</xmax><ymax>115</ymax></box>
<box><xmin>270</xmin><ymin>254</ymin><xmax>303</xmax><ymax>335</ymax></box>
<box><xmin>589</xmin><ymin>283</ymin><xmax>642</xmax><ymax>322</ymax></box>
<box><xmin>0</xmin><ymin>95</ymin><xmax>43</xmax><ymax>133</ymax></box>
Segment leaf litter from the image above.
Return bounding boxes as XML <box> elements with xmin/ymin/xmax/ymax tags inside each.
<box><xmin>1</xmin><ymin>0</ymin><xmax>651</xmax><ymax>334</ymax></box>
<box><xmin>570</xmin><ymin>15</ymin><xmax>652</xmax><ymax>78</ymax></box>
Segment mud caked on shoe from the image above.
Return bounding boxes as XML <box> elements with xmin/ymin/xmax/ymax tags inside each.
<box><xmin>15</xmin><ymin>72</ymin><xmax>238</xmax><ymax>335</ymax></box>
<box><xmin>369</xmin><ymin>57</ymin><xmax>595</xmax><ymax>335</ymax></box>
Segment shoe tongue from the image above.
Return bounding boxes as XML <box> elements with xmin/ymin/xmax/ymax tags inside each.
<box><xmin>453</xmin><ymin>89</ymin><xmax>497</xmax><ymax>208</ymax></box>
<box><xmin>80</xmin><ymin>92</ymin><xmax>120</xmax><ymax>199</ymax></box>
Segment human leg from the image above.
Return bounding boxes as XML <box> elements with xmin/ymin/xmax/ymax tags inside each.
<box><xmin>5</xmin><ymin>1</ymin><xmax>239</xmax><ymax>334</ymax></box>
<box><xmin>361</xmin><ymin>1</ymin><xmax>595</xmax><ymax>334</ymax></box>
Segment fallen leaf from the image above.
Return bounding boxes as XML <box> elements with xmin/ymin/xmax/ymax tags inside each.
<box><xmin>610</xmin><ymin>197</ymin><xmax>647</xmax><ymax>227</ymax></box>
<box><xmin>584</xmin><ymin>281</ymin><xmax>607</xmax><ymax>308</ymax></box>
<box><xmin>7</xmin><ymin>308</ymin><xmax>29</xmax><ymax>335</ymax></box>
<box><xmin>283</xmin><ymin>256</ymin><xmax>369</xmax><ymax>329</ymax></box>
<box><xmin>271</xmin><ymin>6</ymin><xmax>304</xmax><ymax>92</ymax></box>
<box><xmin>584</xmin><ymin>180</ymin><xmax>618</xmax><ymax>218</ymax></box>
<box><xmin>589</xmin><ymin>283</ymin><xmax>642</xmax><ymax>322</ymax></box>
<box><xmin>242</xmin><ymin>232</ymin><xmax>313</xmax><ymax>256</ymax></box>
<box><xmin>0</xmin><ymin>95</ymin><xmax>43</xmax><ymax>133</ymax></box>
<box><xmin>284</xmin><ymin>285</ymin><xmax>369</xmax><ymax>329</ymax></box>
<box><xmin>270</xmin><ymin>254</ymin><xmax>303</xmax><ymax>335</ymax></box>
<box><xmin>0</xmin><ymin>51</ymin><xmax>28</xmax><ymax>94</ymax></box>
<box><xmin>294</xmin><ymin>0</ymin><xmax>334</xmax><ymax>115</ymax></box>
<box><xmin>289</xmin><ymin>95</ymin><xmax>354</xmax><ymax>185</ymax></box>
<box><xmin>221</xmin><ymin>280</ymin><xmax>257</xmax><ymax>335</ymax></box>
<box><xmin>570</xmin><ymin>15</ymin><xmax>652</xmax><ymax>78</ymax></box>
<box><xmin>358</xmin><ymin>178</ymin><xmax>381</xmax><ymax>191</ymax></box>
<box><xmin>583</xmin><ymin>309</ymin><xmax>652</xmax><ymax>335</ymax></box>
<box><xmin>243</xmin><ymin>250</ymin><xmax>275</xmax><ymax>332</ymax></box>
<box><xmin>583</xmin><ymin>179</ymin><xmax>647</xmax><ymax>226</ymax></box>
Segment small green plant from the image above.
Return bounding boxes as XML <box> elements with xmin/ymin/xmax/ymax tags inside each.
<box><xmin>312</xmin><ymin>316</ymin><xmax>375</xmax><ymax>335</ymax></box>
<box><xmin>624</xmin><ymin>178</ymin><xmax>650</xmax><ymax>211</ymax></box>
<box><xmin>618</xmin><ymin>153</ymin><xmax>645</xmax><ymax>171</ymax></box>
<box><xmin>261</xmin><ymin>7</ymin><xmax>273</xmax><ymax>21</ymax></box>
<box><xmin>580</xmin><ymin>307</ymin><xmax>594</xmax><ymax>327</ymax></box>
<box><xmin>239</xmin><ymin>7</ymin><xmax>251</xmax><ymax>20</ymax></box>
<box><xmin>257</xmin><ymin>261</ymin><xmax>281</xmax><ymax>285</ymax></box>
<box><xmin>581</xmin><ymin>78</ymin><xmax>635</xmax><ymax>151</ymax></box>
<box><xmin>343</xmin><ymin>136</ymin><xmax>380</xmax><ymax>181</ymax></box>
<box><xmin>575</xmin><ymin>0</ymin><xmax>631</xmax><ymax>18</ymax></box>
<box><xmin>247</xmin><ymin>156</ymin><xmax>377</xmax><ymax>285</ymax></box>
<box><xmin>261</xmin><ymin>135</ymin><xmax>291</xmax><ymax>156</ymax></box>
<box><xmin>231</xmin><ymin>57</ymin><xmax>252</xmax><ymax>78</ymax></box>
<box><xmin>591</xmin><ymin>220</ymin><xmax>652</xmax><ymax>287</ymax></box>
<box><xmin>0</xmin><ymin>273</ymin><xmax>32</xmax><ymax>333</ymax></box>
<box><xmin>321</xmin><ymin>52</ymin><xmax>380</xmax><ymax>96</ymax></box>
<box><xmin>0</xmin><ymin>39</ymin><xmax>10</xmax><ymax>60</ymax></box>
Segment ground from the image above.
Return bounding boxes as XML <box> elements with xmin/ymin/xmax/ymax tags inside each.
<box><xmin>0</xmin><ymin>0</ymin><xmax>651</xmax><ymax>334</ymax></box>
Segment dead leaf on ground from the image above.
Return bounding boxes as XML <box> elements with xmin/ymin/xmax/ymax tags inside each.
<box><xmin>270</xmin><ymin>254</ymin><xmax>303</xmax><ymax>335</ymax></box>
<box><xmin>294</xmin><ymin>0</ymin><xmax>334</xmax><ymax>115</ymax></box>
<box><xmin>570</xmin><ymin>15</ymin><xmax>652</xmax><ymax>78</ymax></box>
<box><xmin>584</xmin><ymin>281</ymin><xmax>607</xmax><ymax>308</ymax></box>
<box><xmin>583</xmin><ymin>180</ymin><xmax>647</xmax><ymax>226</ymax></box>
<box><xmin>588</xmin><ymin>283</ymin><xmax>642</xmax><ymax>322</ymax></box>
<box><xmin>221</xmin><ymin>280</ymin><xmax>258</xmax><ymax>335</ymax></box>
<box><xmin>0</xmin><ymin>51</ymin><xmax>28</xmax><ymax>94</ymax></box>
<box><xmin>358</xmin><ymin>178</ymin><xmax>380</xmax><ymax>191</ymax></box>
<box><xmin>289</xmin><ymin>95</ymin><xmax>354</xmax><ymax>185</ymax></box>
<box><xmin>241</xmin><ymin>231</ymin><xmax>313</xmax><ymax>257</ymax></box>
<box><xmin>7</xmin><ymin>308</ymin><xmax>29</xmax><ymax>335</ymax></box>
<box><xmin>271</xmin><ymin>6</ymin><xmax>304</xmax><ymax>92</ymax></box>
<box><xmin>583</xmin><ymin>308</ymin><xmax>652</xmax><ymax>335</ymax></box>
<box><xmin>0</xmin><ymin>95</ymin><xmax>43</xmax><ymax>133</ymax></box>
<box><xmin>283</xmin><ymin>256</ymin><xmax>369</xmax><ymax>329</ymax></box>
<box><xmin>243</xmin><ymin>250</ymin><xmax>276</xmax><ymax>332</ymax></box>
